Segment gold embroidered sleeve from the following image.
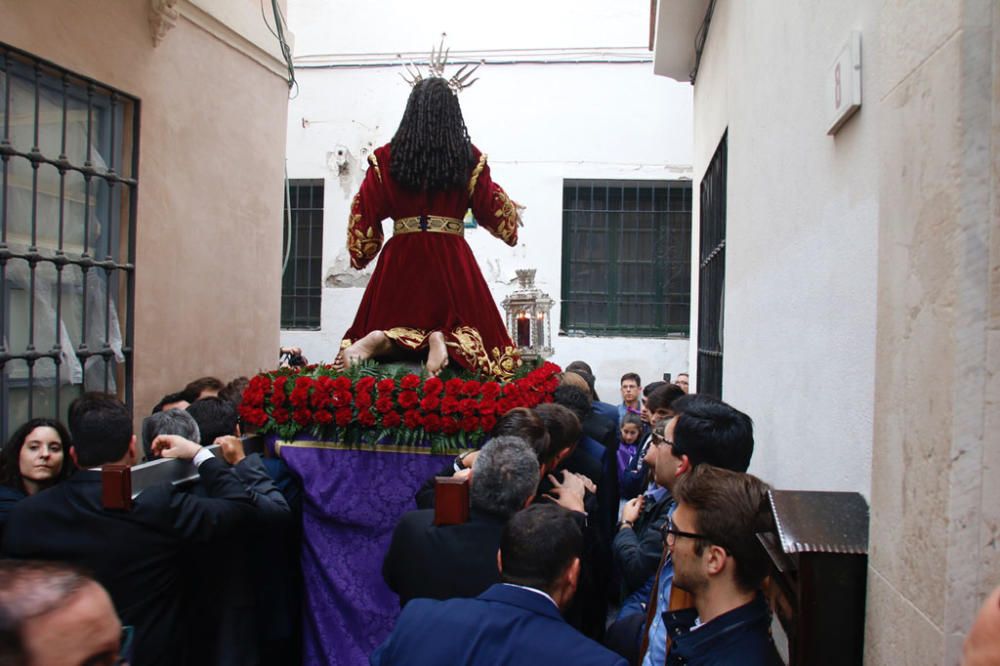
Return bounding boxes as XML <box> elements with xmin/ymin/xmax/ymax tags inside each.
<box><xmin>487</xmin><ymin>188</ymin><xmax>520</xmax><ymax>246</ymax></box>
<box><xmin>347</xmin><ymin>193</ymin><xmax>383</xmax><ymax>270</ymax></box>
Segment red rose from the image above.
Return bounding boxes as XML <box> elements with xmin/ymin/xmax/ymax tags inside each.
<box><xmin>356</xmin><ymin>376</ymin><xmax>376</xmax><ymax>393</ymax></box>
<box><xmin>459</xmin><ymin>399</ymin><xmax>478</xmax><ymax>417</ymax></box>
<box><xmin>480</xmin><ymin>382</ymin><xmax>501</xmax><ymax>399</ymax></box>
<box><xmin>295</xmin><ymin>376</ymin><xmax>314</xmax><ymax>390</ymax></box>
<box><xmin>334</xmin><ymin>407</ymin><xmax>353</xmax><ymax>427</ymax></box>
<box><xmin>441</xmin><ymin>417</ymin><xmax>460</xmax><ymax>435</ymax></box>
<box><xmin>444</xmin><ymin>378</ymin><xmax>464</xmax><ymax>397</ymax></box>
<box><xmin>316</xmin><ymin>375</ymin><xmax>335</xmax><ymax>392</ymax></box>
<box><xmin>441</xmin><ymin>397</ymin><xmax>460</xmax><ymax>415</ymax></box>
<box><xmin>382</xmin><ymin>411</ymin><xmax>402</xmax><ymax>428</ymax></box>
<box><xmin>248</xmin><ymin>375</ymin><xmax>272</xmax><ymax>393</ymax></box>
<box><xmin>310</xmin><ymin>391</ymin><xmax>331</xmax><ymax>410</ymax></box>
<box><xmin>272</xmin><ymin>407</ymin><xmax>290</xmax><ymax>424</ymax></box>
<box><xmin>375</xmin><ymin>396</ymin><xmax>394</xmax><ymax>414</ymax></box>
<box><xmin>477</xmin><ymin>399</ymin><xmax>496</xmax><ymax>416</ymax></box>
<box><xmin>403</xmin><ymin>410</ymin><xmax>422</xmax><ymax>429</ymax></box>
<box><xmin>460</xmin><ymin>416</ymin><xmax>480</xmax><ymax>432</ymax></box>
<box><xmin>290</xmin><ymin>388</ymin><xmax>309</xmax><ymax>409</ymax></box>
<box><xmin>315</xmin><ymin>410</ymin><xmax>333</xmax><ymax>425</ymax></box>
<box><xmin>398</xmin><ymin>390</ymin><xmax>419</xmax><ymax>409</ymax></box>
<box><xmin>544</xmin><ymin>377</ymin><xmax>559</xmax><ymax>392</ymax></box>
<box><xmin>401</xmin><ymin>374</ymin><xmax>421</xmax><ymax>390</ymax></box>
<box><xmin>461</xmin><ymin>380</ymin><xmax>482</xmax><ymax>396</ymax></box>
<box><xmin>376</xmin><ymin>378</ymin><xmax>396</xmax><ymax>394</ymax></box>
<box><xmin>420</xmin><ymin>395</ymin><xmax>441</xmax><ymax>412</ymax></box>
<box><xmin>358</xmin><ymin>409</ymin><xmax>376</xmax><ymax>427</ymax></box>
<box><xmin>480</xmin><ymin>414</ymin><xmax>497</xmax><ymax>432</ymax></box>
<box><xmin>422</xmin><ymin>413</ymin><xmax>442</xmax><ymax>432</ymax></box>
<box><xmin>332</xmin><ymin>390</ymin><xmax>353</xmax><ymax>408</ymax></box>
<box><xmin>332</xmin><ymin>376</ymin><xmax>352</xmax><ymax>392</ymax></box>
<box><xmin>293</xmin><ymin>409</ymin><xmax>312</xmax><ymax>426</ymax></box>
<box><xmin>423</xmin><ymin>376</ymin><xmax>444</xmax><ymax>396</ymax></box>
<box><xmin>355</xmin><ymin>391</ymin><xmax>373</xmax><ymax>409</ymax></box>
<box><xmin>271</xmin><ymin>390</ymin><xmax>287</xmax><ymax>408</ymax></box>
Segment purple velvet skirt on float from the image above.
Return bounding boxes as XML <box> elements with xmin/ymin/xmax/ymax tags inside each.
<box><xmin>277</xmin><ymin>438</ymin><xmax>454</xmax><ymax>666</ymax></box>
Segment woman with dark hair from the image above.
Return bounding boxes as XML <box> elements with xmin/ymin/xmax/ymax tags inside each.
<box><xmin>337</xmin><ymin>76</ymin><xmax>521</xmax><ymax>378</ymax></box>
<box><xmin>0</xmin><ymin>418</ymin><xmax>75</xmax><ymax>535</ymax></box>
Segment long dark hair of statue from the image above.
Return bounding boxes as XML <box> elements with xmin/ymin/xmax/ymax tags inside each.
<box><xmin>390</xmin><ymin>78</ymin><xmax>474</xmax><ymax>192</ymax></box>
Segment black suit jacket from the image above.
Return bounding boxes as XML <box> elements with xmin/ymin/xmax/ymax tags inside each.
<box><xmin>383</xmin><ymin>508</ymin><xmax>506</xmax><ymax>607</ymax></box>
<box><xmin>2</xmin><ymin>458</ymin><xmax>255</xmax><ymax>666</ymax></box>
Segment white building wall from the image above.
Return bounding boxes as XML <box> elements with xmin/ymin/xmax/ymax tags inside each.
<box><xmin>282</xmin><ymin>0</ymin><xmax>694</xmax><ymax>401</ymax></box>
<box><xmin>687</xmin><ymin>0</ymin><xmax>879</xmax><ymax>495</ymax></box>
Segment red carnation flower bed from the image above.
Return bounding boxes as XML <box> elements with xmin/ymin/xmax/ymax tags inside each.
<box><xmin>240</xmin><ymin>361</ymin><xmax>562</xmax><ymax>453</ymax></box>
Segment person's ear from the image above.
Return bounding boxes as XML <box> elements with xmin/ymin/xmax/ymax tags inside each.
<box><xmin>566</xmin><ymin>557</ymin><xmax>580</xmax><ymax>590</ymax></box>
<box><xmin>127</xmin><ymin>435</ymin><xmax>138</xmax><ymax>464</ymax></box>
<box><xmin>496</xmin><ymin>549</ymin><xmax>503</xmax><ymax>575</ymax></box>
<box><xmin>523</xmin><ymin>494</ymin><xmax>535</xmax><ymax>509</ymax></box>
<box><xmin>705</xmin><ymin>544</ymin><xmax>728</xmax><ymax>576</ymax></box>
<box><xmin>675</xmin><ymin>454</ymin><xmax>692</xmax><ymax>478</ymax></box>
<box><xmin>69</xmin><ymin>446</ymin><xmax>80</xmax><ymax>467</ymax></box>
<box><xmin>235</xmin><ymin>423</ymin><xmax>242</xmax><ymax>437</ymax></box>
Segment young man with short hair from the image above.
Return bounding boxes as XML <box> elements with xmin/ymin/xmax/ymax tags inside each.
<box><xmin>664</xmin><ymin>464</ymin><xmax>781</xmax><ymax>664</ymax></box>
<box><xmin>618</xmin><ymin>372</ymin><xmax>642</xmax><ymax>420</ymax></box>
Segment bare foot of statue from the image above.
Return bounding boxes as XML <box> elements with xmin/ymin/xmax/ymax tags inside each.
<box><xmin>426</xmin><ymin>331</ymin><xmax>450</xmax><ymax>376</ymax></box>
<box><xmin>340</xmin><ymin>330</ymin><xmax>394</xmax><ymax>368</ymax></box>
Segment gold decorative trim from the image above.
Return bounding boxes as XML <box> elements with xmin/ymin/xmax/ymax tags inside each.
<box><xmin>368</xmin><ymin>154</ymin><xmax>383</xmax><ymax>183</ymax></box>
<box><xmin>384</xmin><ymin>326</ymin><xmax>431</xmax><ymax>349</ymax></box>
<box><xmin>447</xmin><ymin>326</ymin><xmax>520</xmax><ymax>380</ymax></box>
<box><xmin>467</xmin><ymin>153</ymin><xmax>487</xmax><ymax>196</ymax></box>
<box><xmin>277</xmin><ymin>440</ymin><xmax>463</xmax><ymax>455</ymax></box>
<box><xmin>393</xmin><ymin>216</ymin><xmax>464</xmax><ymax>236</ymax></box>
<box><xmin>347</xmin><ymin>193</ymin><xmax>383</xmax><ymax>269</ymax></box>
<box><xmin>488</xmin><ymin>188</ymin><xmax>519</xmax><ymax>246</ymax></box>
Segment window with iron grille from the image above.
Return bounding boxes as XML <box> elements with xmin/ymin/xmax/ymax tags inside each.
<box><xmin>697</xmin><ymin>133</ymin><xmax>727</xmax><ymax>398</ymax></box>
<box><xmin>561</xmin><ymin>179</ymin><xmax>691</xmax><ymax>337</ymax></box>
<box><xmin>0</xmin><ymin>43</ymin><xmax>138</xmax><ymax>442</ymax></box>
<box><xmin>280</xmin><ymin>180</ymin><xmax>323</xmax><ymax>329</ymax></box>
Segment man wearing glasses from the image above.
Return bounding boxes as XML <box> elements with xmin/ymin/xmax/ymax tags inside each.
<box><xmin>607</xmin><ymin>394</ymin><xmax>755</xmax><ymax>665</ymax></box>
<box><xmin>663</xmin><ymin>464</ymin><xmax>782</xmax><ymax>664</ymax></box>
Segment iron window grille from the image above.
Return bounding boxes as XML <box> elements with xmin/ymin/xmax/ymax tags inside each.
<box><xmin>280</xmin><ymin>179</ymin><xmax>323</xmax><ymax>329</ymax></box>
<box><xmin>0</xmin><ymin>42</ymin><xmax>138</xmax><ymax>442</ymax></box>
<box><xmin>697</xmin><ymin>132</ymin><xmax>726</xmax><ymax>398</ymax></box>
<box><xmin>561</xmin><ymin>179</ymin><xmax>691</xmax><ymax>337</ymax></box>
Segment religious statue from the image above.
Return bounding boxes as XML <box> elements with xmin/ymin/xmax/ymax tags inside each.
<box><xmin>335</xmin><ymin>45</ymin><xmax>522</xmax><ymax>380</ymax></box>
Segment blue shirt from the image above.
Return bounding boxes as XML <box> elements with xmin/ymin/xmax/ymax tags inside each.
<box><xmin>641</xmin><ymin>501</ymin><xmax>677</xmax><ymax>666</ymax></box>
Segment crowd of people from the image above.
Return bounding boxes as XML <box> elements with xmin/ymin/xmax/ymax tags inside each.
<box><xmin>2</xmin><ymin>360</ymin><xmax>996</xmax><ymax>665</ymax></box>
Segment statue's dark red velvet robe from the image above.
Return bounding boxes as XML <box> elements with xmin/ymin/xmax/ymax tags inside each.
<box><xmin>343</xmin><ymin>143</ymin><xmax>521</xmax><ymax>380</ymax></box>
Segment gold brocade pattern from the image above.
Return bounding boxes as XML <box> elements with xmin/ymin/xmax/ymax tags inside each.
<box><xmin>383</xmin><ymin>327</ymin><xmax>431</xmax><ymax>349</ymax></box>
<box><xmin>368</xmin><ymin>154</ymin><xmax>383</xmax><ymax>183</ymax></box>
<box><xmin>488</xmin><ymin>188</ymin><xmax>519</xmax><ymax>246</ymax></box>
<box><xmin>467</xmin><ymin>153</ymin><xmax>487</xmax><ymax>197</ymax></box>
<box><xmin>446</xmin><ymin>326</ymin><xmax>520</xmax><ymax>381</ymax></box>
<box><xmin>347</xmin><ymin>193</ymin><xmax>383</xmax><ymax>269</ymax></box>
<box><xmin>393</xmin><ymin>216</ymin><xmax>464</xmax><ymax>236</ymax></box>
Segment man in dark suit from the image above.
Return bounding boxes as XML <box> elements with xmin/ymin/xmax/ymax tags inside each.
<box><xmin>2</xmin><ymin>393</ymin><xmax>255</xmax><ymax>666</ymax></box>
<box><xmin>383</xmin><ymin>435</ymin><xmax>539</xmax><ymax>606</ymax></box>
<box><xmin>371</xmin><ymin>503</ymin><xmax>627</xmax><ymax>666</ymax></box>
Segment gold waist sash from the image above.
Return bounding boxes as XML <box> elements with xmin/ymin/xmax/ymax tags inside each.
<box><xmin>393</xmin><ymin>215</ymin><xmax>464</xmax><ymax>236</ymax></box>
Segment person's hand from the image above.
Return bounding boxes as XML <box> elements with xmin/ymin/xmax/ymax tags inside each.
<box><xmin>544</xmin><ymin>470</ymin><xmax>586</xmax><ymax>513</ymax></box>
<box><xmin>151</xmin><ymin>434</ymin><xmax>202</xmax><ymax>461</ymax></box>
<box><xmin>622</xmin><ymin>496</ymin><xmax>644</xmax><ymax>524</ymax></box>
<box><xmin>453</xmin><ymin>468</ymin><xmax>472</xmax><ymax>482</ymax></box>
<box><xmin>458</xmin><ymin>450</ymin><xmax>479</xmax><ymax>470</ymax></box>
<box><xmin>574</xmin><ymin>473</ymin><xmax>597</xmax><ymax>495</ymax></box>
<box><xmin>215</xmin><ymin>435</ymin><xmax>246</xmax><ymax>465</ymax></box>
